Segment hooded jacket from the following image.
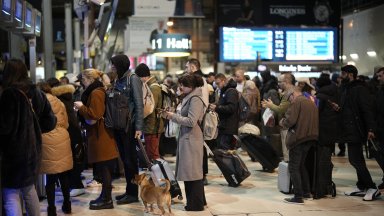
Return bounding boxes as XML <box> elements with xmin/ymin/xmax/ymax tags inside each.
<box><xmin>111</xmin><ymin>54</ymin><xmax>144</xmax><ymax>131</ymax></box>
<box><xmin>40</xmin><ymin>93</ymin><xmax>73</xmax><ymax>174</ymax></box>
<box><xmin>216</xmin><ymin>79</ymin><xmax>239</xmax><ymax>135</ymax></box>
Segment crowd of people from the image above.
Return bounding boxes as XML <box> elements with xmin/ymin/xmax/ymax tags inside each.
<box><xmin>1</xmin><ymin>55</ymin><xmax>384</xmax><ymax>215</ymax></box>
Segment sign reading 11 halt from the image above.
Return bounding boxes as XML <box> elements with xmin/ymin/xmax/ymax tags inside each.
<box><xmin>151</xmin><ymin>34</ymin><xmax>192</xmax><ymax>57</ymax></box>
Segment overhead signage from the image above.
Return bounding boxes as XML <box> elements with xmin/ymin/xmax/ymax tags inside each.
<box><xmin>219</xmin><ymin>26</ymin><xmax>338</xmax><ymax>63</ymax></box>
<box><xmin>217</xmin><ymin>0</ymin><xmax>340</xmax><ymax>27</ymax></box>
<box><xmin>279</xmin><ymin>65</ymin><xmax>312</xmax><ymax>72</ymax></box>
<box><xmin>151</xmin><ymin>33</ymin><xmax>191</xmax><ymax>57</ymax></box>
<box><xmin>134</xmin><ymin>0</ymin><xmax>204</xmax><ymax>18</ymax></box>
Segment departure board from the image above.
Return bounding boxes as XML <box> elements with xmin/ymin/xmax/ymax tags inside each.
<box><xmin>221</xmin><ymin>27</ymin><xmax>273</xmax><ymax>62</ymax></box>
<box><xmin>219</xmin><ymin>27</ymin><xmax>338</xmax><ymax>62</ymax></box>
<box><xmin>286</xmin><ymin>30</ymin><xmax>335</xmax><ymax>61</ymax></box>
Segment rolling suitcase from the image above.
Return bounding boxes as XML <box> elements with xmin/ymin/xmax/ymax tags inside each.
<box><xmin>235</xmin><ymin>134</ymin><xmax>280</xmax><ymax>172</ymax></box>
<box><xmin>205</xmin><ymin>143</ymin><xmax>250</xmax><ymax>187</ymax></box>
<box><xmin>307</xmin><ymin>144</ymin><xmax>336</xmax><ymax>199</ymax></box>
<box><xmin>137</xmin><ymin>138</ymin><xmax>183</xmax><ymax>200</ymax></box>
<box><xmin>277</xmin><ymin>161</ymin><xmax>292</xmax><ymax>194</ymax></box>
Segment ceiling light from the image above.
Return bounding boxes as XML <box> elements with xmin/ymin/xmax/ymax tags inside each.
<box><xmin>367</xmin><ymin>51</ymin><xmax>377</xmax><ymax>57</ymax></box>
<box><xmin>350</xmin><ymin>53</ymin><xmax>359</xmax><ymax>59</ymax></box>
<box><xmin>347</xmin><ymin>61</ymin><xmax>356</xmax><ymax>66</ymax></box>
<box><xmin>167</xmin><ymin>21</ymin><xmax>174</xmax><ymax>27</ymax></box>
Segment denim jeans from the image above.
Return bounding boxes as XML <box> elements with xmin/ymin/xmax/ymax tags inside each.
<box><xmin>347</xmin><ymin>142</ymin><xmax>376</xmax><ymax>189</ymax></box>
<box><xmin>289</xmin><ymin>140</ymin><xmax>314</xmax><ymax>198</ymax></box>
<box><xmin>2</xmin><ymin>184</ymin><xmax>40</xmax><ymax>216</ymax></box>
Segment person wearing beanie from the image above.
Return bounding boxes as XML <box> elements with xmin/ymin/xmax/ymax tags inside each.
<box><xmin>109</xmin><ymin>54</ymin><xmax>144</xmax><ymax>205</ymax></box>
<box><xmin>339</xmin><ymin>65</ymin><xmax>381</xmax><ymax>201</ymax></box>
<box><xmin>136</xmin><ymin>63</ymin><xmax>164</xmax><ymax>161</ymax></box>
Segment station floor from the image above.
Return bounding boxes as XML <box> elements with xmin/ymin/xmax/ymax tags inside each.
<box><xmin>40</xmin><ymin>148</ymin><xmax>384</xmax><ymax>216</ymax></box>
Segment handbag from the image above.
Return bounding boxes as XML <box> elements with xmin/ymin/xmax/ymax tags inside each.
<box><xmin>73</xmin><ymin>142</ymin><xmax>86</xmax><ymax>164</ymax></box>
<box><xmin>164</xmin><ymin>119</ymin><xmax>178</xmax><ymax>138</ymax></box>
<box><xmin>262</xmin><ymin>108</ymin><xmax>276</xmax><ymax>127</ymax></box>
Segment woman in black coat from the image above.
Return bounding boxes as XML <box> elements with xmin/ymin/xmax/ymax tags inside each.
<box><xmin>0</xmin><ymin>59</ymin><xmax>56</xmax><ymax>216</ymax></box>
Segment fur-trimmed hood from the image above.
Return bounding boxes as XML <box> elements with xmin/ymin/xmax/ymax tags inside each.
<box><xmin>51</xmin><ymin>84</ymin><xmax>76</xmax><ymax>97</ymax></box>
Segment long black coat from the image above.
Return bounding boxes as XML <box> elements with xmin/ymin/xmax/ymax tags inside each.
<box><xmin>216</xmin><ymin>79</ymin><xmax>239</xmax><ymax>135</ymax></box>
<box><xmin>376</xmin><ymin>86</ymin><xmax>384</xmax><ymax>142</ymax></box>
<box><xmin>316</xmin><ymin>83</ymin><xmax>340</xmax><ymax>145</ymax></box>
<box><xmin>0</xmin><ymin>84</ymin><xmax>56</xmax><ymax>188</ymax></box>
<box><xmin>339</xmin><ymin>80</ymin><xmax>376</xmax><ymax>143</ymax></box>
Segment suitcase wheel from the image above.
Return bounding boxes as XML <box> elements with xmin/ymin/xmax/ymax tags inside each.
<box><xmin>177</xmin><ymin>195</ymin><xmax>183</xmax><ymax>200</ymax></box>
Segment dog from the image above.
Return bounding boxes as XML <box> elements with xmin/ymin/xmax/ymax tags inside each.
<box><xmin>132</xmin><ymin>173</ymin><xmax>172</xmax><ymax>215</ymax></box>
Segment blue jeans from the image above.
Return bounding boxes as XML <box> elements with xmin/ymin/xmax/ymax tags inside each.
<box><xmin>2</xmin><ymin>184</ymin><xmax>40</xmax><ymax>216</ymax></box>
<box><xmin>289</xmin><ymin>141</ymin><xmax>314</xmax><ymax>198</ymax></box>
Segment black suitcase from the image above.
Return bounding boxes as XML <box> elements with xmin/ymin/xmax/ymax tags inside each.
<box><xmin>306</xmin><ymin>144</ymin><xmax>336</xmax><ymax>199</ymax></box>
<box><xmin>235</xmin><ymin>134</ymin><xmax>280</xmax><ymax>172</ymax></box>
<box><xmin>211</xmin><ymin>148</ymin><xmax>251</xmax><ymax>187</ymax></box>
<box><xmin>137</xmin><ymin>138</ymin><xmax>183</xmax><ymax>200</ymax></box>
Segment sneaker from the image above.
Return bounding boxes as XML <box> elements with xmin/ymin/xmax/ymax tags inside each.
<box><xmin>378</xmin><ymin>182</ymin><xmax>384</xmax><ymax>190</ymax></box>
<box><xmin>86</xmin><ymin>180</ymin><xmax>102</xmax><ymax>187</ymax></box>
<box><xmin>344</xmin><ymin>187</ymin><xmax>366</xmax><ymax>196</ymax></box>
<box><xmin>283</xmin><ymin>197</ymin><xmax>304</xmax><ymax>205</ymax></box>
<box><xmin>70</xmin><ymin>188</ymin><xmax>86</xmax><ymax>197</ymax></box>
<box><xmin>363</xmin><ymin>188</ymin><xmax>381</xmax><ymax>201</ymax></box>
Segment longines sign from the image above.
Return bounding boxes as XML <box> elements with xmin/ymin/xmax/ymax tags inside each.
<box><xmin>269</xmin><ymin>5</ymin><xmax>306</xmax><ymax>19</ymax></box>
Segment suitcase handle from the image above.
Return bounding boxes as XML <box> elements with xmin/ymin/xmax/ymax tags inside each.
<box><xmin>204</xmin><ymin>141</ymin><xmax>214</xmax><ymax>157</ymax></box>
<box><xmin>137</xmin><ymin>137</ymin><xmax>153</xmax><ymax>169</ymax></box>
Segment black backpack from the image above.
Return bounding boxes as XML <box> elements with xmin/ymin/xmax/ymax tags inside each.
<box><xmin>104</xmin><ymin>74</ymin><xmax>133</xmax><ymax>133</ymax></box>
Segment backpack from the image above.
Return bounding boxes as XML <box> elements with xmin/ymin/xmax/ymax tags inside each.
<box><xmin>185</xmin><ymin>96</ymin><xmax>219</xmax><ymax>141</ymax></box>
<box><xmin>143</xmin><ymin>82</ymin><xmax>155</xmax><ymax>118</ymax></box>
<box><xmin>104</xmin><ymin>74</ymin><xmax>133</xmax><ymax>133</ymax></box>
<box><xmin>238</xmin><ymin>95</ymin><xmax>251</xmax><ymax>122</ymax></box>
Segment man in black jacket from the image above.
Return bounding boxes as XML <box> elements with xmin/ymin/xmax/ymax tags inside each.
<box><xmin>375</xmin><ymin>67</ymin><xmax>384</xmax><ymax>189</ymax></box>
<box><xmin>340</xmin><ymin>65</ymin><xmax>381</xmax><ymax>201</ymax></box>
<box><xmin>210</xmin><ymin>73</ymin><xmax>239</xmax><ymax>150</ymax></box>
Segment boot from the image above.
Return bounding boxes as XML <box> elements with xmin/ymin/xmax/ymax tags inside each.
<box><xmin>89</xmin><ymin>186</ymin><xmax>113</xmax><ymax>210</ymax></box>
<box><xmin>62</xmin><ymin>200</ymin><xmax>71</xmax><ymax>214</ymax></box>
<box><xmin>47</xmin><ymin>206</ymin><xmax>57</xmax><ymax>216</ymax></box>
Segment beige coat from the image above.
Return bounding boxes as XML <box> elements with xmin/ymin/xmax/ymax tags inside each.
<box><xmin>40</xmin><ymin>94</ymin><xmax>73</xmax><ymax>174</ymax></box>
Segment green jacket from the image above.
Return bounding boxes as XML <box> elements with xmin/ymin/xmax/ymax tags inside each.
<box><xmin>143</xmin><ymin>76</ymin><xmax>164</xmax><ymax>134</ymax></box>
<box><xmin>269</xmin><ymin>90</ymin><xmax>291</xmax><ymax>121</ymax></box>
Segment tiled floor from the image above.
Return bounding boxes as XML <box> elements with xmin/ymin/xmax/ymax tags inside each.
<box><xmin>40</xmin><ymin>149</ymin><xmax>384</xmax><ymax>216</ymax></box>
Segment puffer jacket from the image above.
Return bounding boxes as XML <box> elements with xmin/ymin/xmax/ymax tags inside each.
<box><xmin>40</xmin><ymin>93</ymin><xmax>73</xmax><ymax>174</ymax></box>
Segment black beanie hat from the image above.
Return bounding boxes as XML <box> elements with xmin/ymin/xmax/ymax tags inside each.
<box><xmin>341</xmin><ymin>65</ymin><xmax>358</xmax><ymax>76</ymax></box>
<box><xmin>135</xmin><ymin>63</ymin><xmax>150</xmax><ymax>77</ymax></box>
<box><xmin>110</xmin><ymin>54</ymin><xmax>130</xmax><ymax>77</ymax></box>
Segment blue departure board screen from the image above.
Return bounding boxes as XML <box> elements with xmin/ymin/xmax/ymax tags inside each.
<box><xmin>219</xmin><ymin>27</ymin><xmax>338</xmax><ymax>62</ymax></box>
<box><xmin>221</xmin><ymin>27</ymin><xmax>273</xmax><ymax>61</ymax></box>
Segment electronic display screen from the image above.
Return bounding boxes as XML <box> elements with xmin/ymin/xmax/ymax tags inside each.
<box><xmin>219</xmin><ymin>27</ymin><xmax>338</xmax><ymax>62</ymax></box>
<box><xmin>221</xmin><ymin>27</ymin><xmax>273</xmax><ymax>61</ymax></box>
<box><xmin>1</xmin><ymin>0</ymin><xmax>12</xmax><ymax>15</ymax></box>
<box><xmin>25</xmin><ymin>7</ymin><xmax>32</xmax><ymax>28</ymax></box>
<box><xmin>14</xmin><ymin>0</ymin><xmax>22</xmax><ymax>22</ymax></box>
<box><xmin>35</xmin><ymin>12</ymin><xmax>41</xmax><ymax>35</ymax></box>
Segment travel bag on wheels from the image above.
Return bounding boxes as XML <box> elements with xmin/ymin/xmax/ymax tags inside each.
<box><xmin>307</xmin><ymin>144</ymin><xmax>336</xmax><ymax>199</ymax></box>
<box><xmin>277</xmin><ymin>161</ymin><xmax>292</xmax><ymax>194</ymax></box>
<box><xmin>137</xmin><ymin>138</ymin><xmax>183</xmax><ymax>200</ymax></box>
<box><xmin>235</xmin><ymin>134</ymin><xmax>280</xmax><ymax>172</ymax></box>
<box><xmin>205</xmin><ymin>143</ymin><xmax>251</xmax><ymax>187</ymax></box>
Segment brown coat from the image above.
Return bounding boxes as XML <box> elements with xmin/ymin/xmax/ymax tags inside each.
<box><xmin>40</xmin><ymin>93</ymin><xmax>73</xmax><ymax>174</ymax></box>
<box><xmin>78</xmin><ymin>87</ymin><xmax>118</xmax><ymax>163</ymax></box>
<box><xmin>280</xmin><ymin>95</ymin><xmax>319</xmax><ymax>150</ymax></box>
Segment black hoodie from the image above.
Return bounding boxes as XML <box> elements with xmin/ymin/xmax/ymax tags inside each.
<box><xmin>110</xmin><ymin>54</ymin><xmax>130</xmax><ymax>79</ymax></box>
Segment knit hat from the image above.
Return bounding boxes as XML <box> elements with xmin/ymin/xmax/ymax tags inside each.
<box><xmin>341</xmin><ymin>65</ymin><xmax>358</xmax><ymax>76</ymax></box>
<box><xmin>135</xmin><ymin>63</ymin><xmax>150</xmax><ymax>77</ymax></box>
